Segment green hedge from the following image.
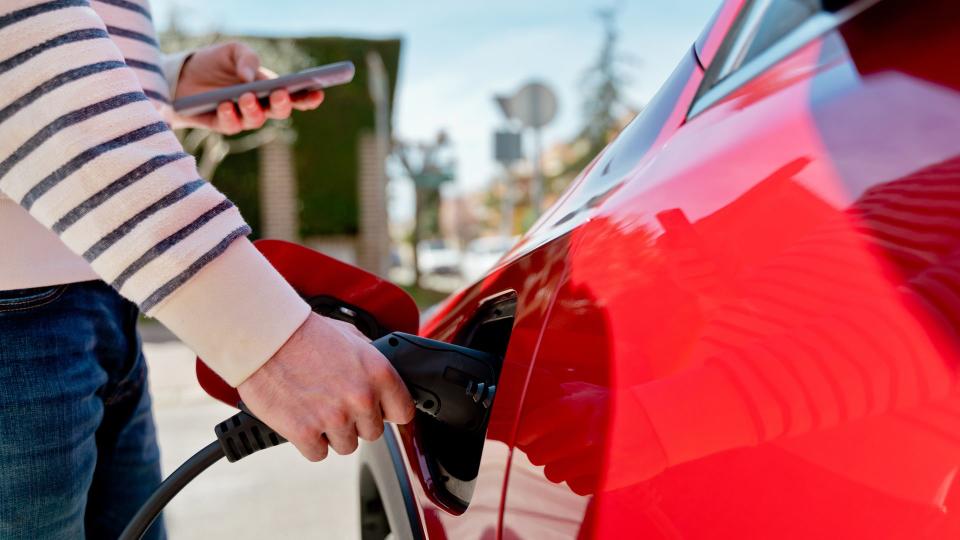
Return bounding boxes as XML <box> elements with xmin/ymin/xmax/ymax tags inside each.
<box><xmin>214</xmin><ymin>37</ymin><xmax>401</xmax><ymax>238</ymax></box>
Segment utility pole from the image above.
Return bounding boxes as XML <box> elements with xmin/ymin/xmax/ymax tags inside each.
<box><xmin>492</xmin><ymin>128</ymin><xmax>522</xmax><ymax>235</ymax></box>
<box><xmin>531</xmin><ymin>126</ymin><xmax>544</xmax><ymax>217</ymax></box>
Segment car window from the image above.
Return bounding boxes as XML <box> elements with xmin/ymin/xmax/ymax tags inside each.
<box><xmin>688</xmin><ymin>0</ymin><xmax>876</xmax><ymax>117</ymax></box>
<box><xmin>721</xmin><ymin>0</ymin><xmax>820</xmax><ymax>78</ymax></box>
<box><xmin>694</xmin><ymin>3</ymin><xmax>724</xmax><ymax>65</ymax></box>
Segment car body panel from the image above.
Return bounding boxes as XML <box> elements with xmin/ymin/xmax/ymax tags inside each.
<box><xmin>694</xmin><ymin>0</ymin><xmax>746</xmax><ymax>67</ymax></box>
<box><xmin>367</xmin><ymin>0</ymin><xmax>960</xmax><ymax>538</ymax></box>
<box><xmin>504</xmin><ymin>0</ymin><xmax>960</xmax><ymax>537</ymax></box>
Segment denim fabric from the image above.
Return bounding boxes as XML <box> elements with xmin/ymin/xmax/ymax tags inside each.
<box><xmin>0</xmin><ymin>281</ymin><xmax>165</xmax><ymax>539</ymax></box>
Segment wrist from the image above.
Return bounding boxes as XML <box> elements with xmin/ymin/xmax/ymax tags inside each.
<box><xmin>162</xmin><ymin>50</ymin><xmax>194</xmax><ymax>99</ymax></box>
<box><xmin>150</xmin><ymin>238</ymin><xmax>312</xmax><ymax>387</ymax></box>
<box><xmin>240</xmin><ymin>312</ymin><xmax>316</xmax><ymax>389</ymax></box>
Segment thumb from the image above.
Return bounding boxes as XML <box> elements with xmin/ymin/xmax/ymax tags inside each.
<box><xmin>231</xmin><ymin>42</ymin><xmax>260</xmax><ymax>83</ymax></box>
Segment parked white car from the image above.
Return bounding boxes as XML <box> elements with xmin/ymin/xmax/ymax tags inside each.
<box><xmin>416</xmin><ymin>239</ymin><xmax>461</xmax><ymax>276</ymax></box>
<box><xmin>460</xmin><ymin>236</ymin><xmax>517</xmax><ymax>283</ymax></box>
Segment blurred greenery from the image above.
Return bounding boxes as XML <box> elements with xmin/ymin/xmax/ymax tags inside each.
<box><xmin>215</xmin><ymin>149</ymin><xmax>262</xmax><ymax>233</ymax></box>
<box><xmin>295</xmin><ymin>37</ymin><xmax>400</xmax><ymax>237</ymax></box>
<box><xmin>400</xmin><ymin>285</ymin><xmax>449</xmax><ymax>310</ymax></box>
<box><xmin>546</xmin><ymin>8</ymin><xmax>638</xmax><ymax>198</ymax></box>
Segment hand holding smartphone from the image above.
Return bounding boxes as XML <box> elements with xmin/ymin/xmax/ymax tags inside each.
<box><xmin>173</xmin><ymin>61</ymin><xmax>356</xmax><ymax>117</ymax></box>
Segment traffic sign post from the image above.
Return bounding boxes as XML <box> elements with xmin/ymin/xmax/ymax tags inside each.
<box><xmin>493</xmin><ymin>81</ymin><xmax>558</xmax><ymax>220</ymax></box>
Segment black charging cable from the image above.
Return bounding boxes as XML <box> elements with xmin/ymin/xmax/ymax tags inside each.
<box><xmin>119</xmin><ymin>407</ymin><xmax>286</xmax><ymax>540</ymax></box>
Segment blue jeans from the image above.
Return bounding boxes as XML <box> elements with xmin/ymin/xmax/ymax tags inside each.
<box><xmin>0</xmin><ymin>281</ymin><xmax>165</xmax><ymax>539</ymax></box>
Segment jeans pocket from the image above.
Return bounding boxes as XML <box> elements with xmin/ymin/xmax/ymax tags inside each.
<box><xmin>0</xmin><ymin>284</ymin><xmax>69</xmax><ymax>313</ymax></box>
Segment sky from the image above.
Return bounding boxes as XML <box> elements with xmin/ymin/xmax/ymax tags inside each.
<box><xmin>150</xmin><ymin>0</ymin><xmax>720</xmax><ymax>216</ymax></box>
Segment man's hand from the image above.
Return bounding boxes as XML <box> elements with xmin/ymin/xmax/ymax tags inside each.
<box><xmin>173</xmin><ymin>42</ymin><xmax>324</xmax><ymax>134</ymax></box>
<box><xmin>237</xmin><ymin>313</ymin><xmax>415</xmax><ymax>461</ymax></box>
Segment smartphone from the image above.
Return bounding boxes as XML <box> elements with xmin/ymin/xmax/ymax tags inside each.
<box><xmin>172</xmin><ymin>60</ymin><xmax>356</xmax><ymax>116</ymax></box>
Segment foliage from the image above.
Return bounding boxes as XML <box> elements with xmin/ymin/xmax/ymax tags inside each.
<box><xmin>579</xmin><ymin>7</ymin><xmax>636</xmax><ymax>156</ymax></box>
<box><xmin>217</xmin><ymin>148</ymin><xmax>263</xmax><ymax>236</ymax></box>
<box><xmin>284</xmin><ymin>37</ymin><xmax>401</xmax><ymax>237</ymax></box>
<box><xmin>400</xmin><ymin>284</ymin><xmax>450</xmax><ymax>310</ymax></box>
<box><xmin>545</xmin><ymin>6</ymin><xmax>639</xmax><ymax>197</ymax></box>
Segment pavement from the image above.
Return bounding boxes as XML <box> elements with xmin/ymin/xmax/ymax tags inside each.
<box><xmin>143</xmin><ymin>338</ymin><xmax>360</xmax><ymax>540</ymax></box>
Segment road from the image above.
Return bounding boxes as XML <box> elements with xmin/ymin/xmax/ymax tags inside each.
<box><xmin>144</xmin><ymin>340</ymin><xmax>360</xmax><ymax>540</ymax></box>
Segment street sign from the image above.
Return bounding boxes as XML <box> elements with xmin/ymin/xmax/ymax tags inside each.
<box><xmin>493</xmin><ymin>80</ymin><xmax>559</xmax><ymax>221</ymax></box>
<box><xmin>494</xmin><ymin>130</ymin><xmax>523</xmax><ymax>164</ymax></box>
<box><xmin>511</xmin><ymin>82</ymin><xmax>557</xmax><ymax>129</ymax></box>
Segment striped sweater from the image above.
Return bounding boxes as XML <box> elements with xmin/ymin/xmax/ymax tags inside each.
<box><xmin>0</xmin><ymin>0</ymin><xmax>311</xmax><ymax>386</ymax></box>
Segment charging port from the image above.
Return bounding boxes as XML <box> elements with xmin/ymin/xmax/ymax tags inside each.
<box><xmin>417</xmin><ymin>291</ymin><xmax>516</xmax><ymax>511</ymax></box>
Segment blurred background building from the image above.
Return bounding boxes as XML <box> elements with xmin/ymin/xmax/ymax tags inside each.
<box><xmin>154</xmin><ymin>0</ymin><xmax>717</xmax><ymax>305</ymax></box>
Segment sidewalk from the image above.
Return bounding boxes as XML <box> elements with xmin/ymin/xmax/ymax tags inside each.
<box><xmin>143</xmin><ymin>338</ymin><xmax>360</xmax><ymax>539</ymax></box>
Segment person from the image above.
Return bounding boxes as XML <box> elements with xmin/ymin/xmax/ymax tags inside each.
<box><xmin>0</xmin><ymin>1</ymin><xmax>414</xmax><ymax>538</ymax></box>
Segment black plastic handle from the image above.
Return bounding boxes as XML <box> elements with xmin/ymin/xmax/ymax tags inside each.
<box><xmin>372</xmin><ymin>332</ymin><xmax>499</xmax><ymax>432</ymax></box>
<box><xmin>215</xmin><ymin>404</ymin><xmax>288</xmax><ymax>463</ymax></box>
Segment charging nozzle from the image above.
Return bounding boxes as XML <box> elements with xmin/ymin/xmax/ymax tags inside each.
<box><xmin>372</xmin><ymin>332</ymin><xmax>500</xmax><ymax>433</ymax></box>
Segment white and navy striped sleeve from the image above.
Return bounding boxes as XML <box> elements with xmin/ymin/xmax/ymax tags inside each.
<box><xmin>0</xmin><ymin>0</ymin><xmax>311</xmax><ymax>386</ymax></box>
<box><xmin>93</xmin><ymin>0</ymin><xmax>173</xmax><ymax>104</ymax></box>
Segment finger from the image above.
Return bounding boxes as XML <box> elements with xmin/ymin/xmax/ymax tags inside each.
<box><xmin>185</xmin><ymin>111</ymin><xmax>218</xmax><ymax>130</ymax></box>
<box><xmin>355</xmin><ymin>406</ymin><xmax>385</xmax><ymax>442</ymax></box>
<box><xmin>325</xmin><ymin>426</ymin><xmax>360</xmax><ymax>455</ymax></box>
<box><xmin>237</xmin><ymin>92</ymin><xmax>266</xmax><ymax>130</ymax></box>
<box><xmin>291</xmin><ymin>432</ymin><xmax>329</xmax><ymax>462</ymax></box>
<box><xmin>256</xmin><ymin>66</ymin><xmax>278</xmax><ymax>80</ymax></box>
<box><xmin>291</xmin><ymin>90</ymin><xmax>324</xmax><ymax>111</ymax></box>
<box><xmin>265</xmin><ymin>89</ymin><xmax>293</xmax><ymax>120</ymax></box>
<box><xmin>216</xmin><ymin>101</ymin><xmax>242</xmax><ymax>134</ymax></box>
<box><xmin>230</xmin><ymin>42</ymin><xmax>261</xmax><ymax>83</ymax></box>
<box><xmin>374</xmin><ymin>360</ymin><xmax>415</xmax><ymax>424</ymax></box>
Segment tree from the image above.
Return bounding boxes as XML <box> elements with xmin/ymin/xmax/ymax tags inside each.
<box><xmin>542</xmin><ymin>3</ymin><xmax>638</xmax><ymax>196</ymax></box>
<box><xmin>579</xmin><ymin>6</ymin><xmax>636</xmax><ymax>156</ymax></box>
<box><xmin>393</xmin><ymin>132</ymin><xmax>454</xmax><ymax>286</ymax></box>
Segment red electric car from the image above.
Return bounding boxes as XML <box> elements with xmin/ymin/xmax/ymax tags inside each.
<box><xmin>359</xmin><ymin>0</ymin><xmax>960</xmax><ymax>537</ymax></box>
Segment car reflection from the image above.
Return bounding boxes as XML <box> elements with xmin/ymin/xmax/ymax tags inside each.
<box><xmin>514</xmin><ymin>154</ymin><xmax>960</xmax><ymax>512</ymax></box>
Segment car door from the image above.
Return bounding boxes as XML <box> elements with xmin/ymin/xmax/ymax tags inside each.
<box><xmin>503</xmin><ymin>0</ymin><xmax>960</xmax><ymax>538</ymax></box>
